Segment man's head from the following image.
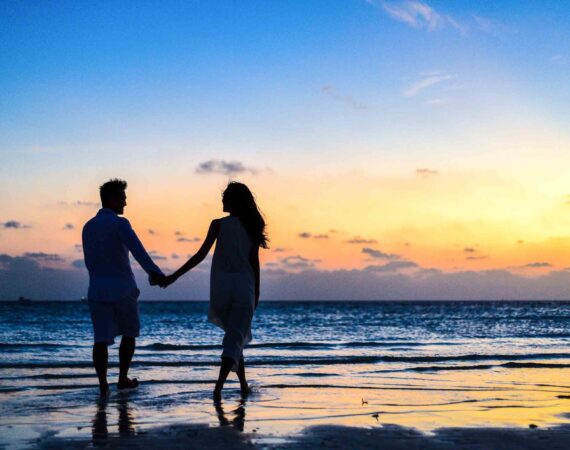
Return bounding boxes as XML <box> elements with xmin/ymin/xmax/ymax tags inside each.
<box><xmin>99</xmin><ymin>179</ymin><xmax>127</xmax><ymax>214</ymax></box>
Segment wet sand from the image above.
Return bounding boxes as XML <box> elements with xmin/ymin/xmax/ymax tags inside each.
<box><xmin>4</xmin><ymin>367</ymin><xmax>570</xmax><ymax>449</ymax></box>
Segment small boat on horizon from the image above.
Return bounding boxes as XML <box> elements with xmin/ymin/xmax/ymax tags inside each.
<box><xmin>18</xmin><ymin>296</ymin><xmax>31</xmax><ymax>304</ymax></box>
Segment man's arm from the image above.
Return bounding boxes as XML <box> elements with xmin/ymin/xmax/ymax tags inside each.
<box><xmin>118</xmin><ymin>219</ymin><xmax>164</xmax><ymax>280</ymax></box>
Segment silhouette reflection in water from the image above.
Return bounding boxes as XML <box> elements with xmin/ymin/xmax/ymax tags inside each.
<box><xmin>92</xmin><ymin>395</ymin><xmax>136</xmax><ymax>444</ymax></box>
<box><xmin>214</xmin><ymin>399</ymin><xmax>246</xmax><ymax>432</ymax></box>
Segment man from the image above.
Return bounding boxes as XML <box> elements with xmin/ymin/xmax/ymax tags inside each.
<box><xmin>82</xmin><ymin>178</ymin><xmax>164</xmax><ymax>396</ymax></box>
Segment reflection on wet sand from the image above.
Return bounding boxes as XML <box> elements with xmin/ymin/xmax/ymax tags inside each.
<box><xmin>215</xmin><ymin>399</ymin><xmax>246</xmax><ymax>431</ymax></box>
<box><xmin>92</xmin><ymin>395</ymin><xmax>136</xmax><ymax>445</ymax></box>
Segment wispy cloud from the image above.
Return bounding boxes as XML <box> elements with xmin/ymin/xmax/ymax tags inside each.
<box><xmin>149</xmin><ymin>250</ymin><xmax>167</xmax><ymax>261</ymax></box>
<box><xmin>281</xmin><ymin>255</ymin><xmax>321</xmax><ymax>270</ymax></box>
<box><xmin>362</xmin><ymin>247</ymin><xmax>401</xmax><ymax>261</ymax></box>
<box><xmin>375</xmin><ymin>1</ymin><xmax>465</xmax><ymax>34</ymax></box>
<box><xmin>24</xmin><ymin>252</ymin><xmax>63</xmax><ymax>262</ymax></box>
<box><xmin>403</xmin><ymin>71</ymin><xmax>455</xmax><ymax>97</ymax></box>
<box><xmin>2</xmin><ymin>220</ymin><xmax>31</xmax><ymax>229</ymax></box>
<box><xmin>58</xmin><ymin>201</ymin><xmax>99</xmax><ymax>208</ymax></box>
<box><xmin>365</xmin><ymin>260</ymin><xmax>418</xmax><ymax>272</ymax></box>
<box><xmin>321</xmin><ymin>85</ymin><xmax>368</xmax><ymax>111</ymax></box>
<box><xmin>416</xmin><ymin>168</ymin><xmax>439</xmax><ymax>176</ymax></box>
<box><xmin>299</xmin><ymin>232</ymin><xmax>329</xmax><ymax>240</ymax></box>
<box><xmin>177</xmin><ymin>237</ymin><xmax>200</xmax><ymax>243</ymax></box>
<box><xmin>196</xmin><ymin>160</ymin><xmax>257</xmax><ymax>176</ymax></box>
<box><xmin>522</xmin><ymin>262</ymin><xmax>553</xmax><ymax>269</ymax></box>
<box><xmin>463</xmin><ymin>247</ymin><xmax>476</xmax><ymax>253</ymax></box>
<box><xmin>346</xmin><ymin>236</ymin><xmax>378</xmax><ymax>244</ymax></box>
<box><xmin>63</xmin><ymin>223</ymin><xmax>75</xmax><ymax>230</ymax></box>
<box><xmin>472</xmin><ymin>14</ymin><xmax>510</xmax><ymax>36</ymax></box>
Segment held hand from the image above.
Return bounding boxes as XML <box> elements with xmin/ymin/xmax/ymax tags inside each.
<box><xmin>160</xmin><ymin>274</ymin><xmax>178</xmax><ymax>288</ymax></box>
<box><xmin>149</xmin><ymin>272</ymin><xmax>165</xmax><ymax>287</ymax></box>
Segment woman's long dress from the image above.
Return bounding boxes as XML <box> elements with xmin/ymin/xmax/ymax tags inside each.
<box><xmin>209</xmin><ymin>215</ymin><xmax>255</xmax><ymax>371</ymax></box>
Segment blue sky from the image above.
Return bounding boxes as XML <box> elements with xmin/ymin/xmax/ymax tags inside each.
<box><xmin>1</xmin><ymin>1</ymin><xmax>570</xmax><ymax>299</ymax></box>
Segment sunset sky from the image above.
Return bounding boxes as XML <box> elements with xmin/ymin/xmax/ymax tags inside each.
<box><xmin>1</xmin><ymin>1</ymin><xmax>570</xmax><ymax>300</ymax></box>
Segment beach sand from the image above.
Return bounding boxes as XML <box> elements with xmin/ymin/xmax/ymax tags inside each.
<box><xmin>4</xmin><ymin>367</ymin><xmax>570</xmax><ymax>449</ymax></box>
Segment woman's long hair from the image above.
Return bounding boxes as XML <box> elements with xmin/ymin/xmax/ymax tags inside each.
<box><xmin>223</xmin><ymin>182</ymin><xmax>269</xmax><ymax>249</ymax></box>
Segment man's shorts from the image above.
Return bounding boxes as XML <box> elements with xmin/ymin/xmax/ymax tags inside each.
<box><xmin>88</xmin><ymin>290</ymin><xmax>140</xmax><ymax>345</ymax></box>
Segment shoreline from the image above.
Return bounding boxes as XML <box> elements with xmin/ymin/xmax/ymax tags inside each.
<box><xmin>35</xmin><ymin>421</ymin><xmax>570</xmax><ymax>449</ymax></box>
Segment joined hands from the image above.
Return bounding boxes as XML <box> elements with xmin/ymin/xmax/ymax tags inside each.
<box><xmin>149</xmin><ymin>272</ymin><xmax>177</xmax><ymax>288</ymax></box>
<box><xmin>158</xmin><ymin>274</ymin><xmax>177</xmax><ymax>288</ymax></box>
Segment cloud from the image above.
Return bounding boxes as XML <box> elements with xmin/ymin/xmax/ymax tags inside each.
<box><xmin>2</xmin><ymin>220</ymin><xmax>30</xmax><ymax>229</ymax></box>
<box><xmin>148</xmin><ymin>251</ymin><xmax>167</xmax><ymax>261</ymax></box>
<box><xmin>466</xmin><ymin>256</ymin><xmax>487</xmax><ymax>261</ymax></box>
<box><xmin>364</xmin><ymin>260</ymin><xmax>418</xmax><ymax>272</ymax></box>
<box><xmin>171</xmin><ymin>253</ymin><xmax>180</xmax><ymax>259</ymax></box>
<box><xmin>463</xmin><ymin>247</ymin><xmax>476</xmax><ymax>253</ymax></box>
<box><xmin>376</xmin><ymin>1</ymin><xmax>465</xmax><ymax>33</ymax></box>
<box><xmin>196</xmin><ymin>160</ymin><xmax>257</xmax><ymax>176</ymax></box>
<box><xmin>71</xmin><ymin>259</ymin><xmax>85</xmax><ymax>269</ymax></box>
<box><xmin>403</xmin><ymin>71</ymin><xmax>455</xmax><ymax>97</ymax></box>
<box><xmin>58</xmin><ymin>201</ymin><xmax>99</xmax><ymax>208</ymax></box>
<box><xmin>321</xmin><ymin>85</ymin><xmax>368</xmax><ymax>111</ymax></box>
<box><xmin>472</xmin><ymin>14</ymin><xmax>509</xmax><ymax>36</ymax></box>
<box><xmin>273</xmin><ymin>248</ymin><xmax>290</xmax><ymax>253</ymax></box>
<box><xmin>522</xmin><ymin>262</ymin><xmax>553</xmax><ymax>269</ymax></box>
<box><xmin>24</xmin><ymin>252</ymin><xmax>63</xmax><ymax>262</ymax></box>
<box><xmin>416</xmin><ymin>168</ymin><xmax>439</xmax><ymax>176</ymax></box>
<box><xmin>346</xmin><ymin>236</ymin><xmax>378</xmax><ymax>244</ymax></box>
<box><xmin>148</xmin><ymin>229</ymin><xmax>156</xmax><ymax>235</ymax></box>
<box><xmin>63</xmin><ymin>223</ymin><xmax>75</xmax><ymax>230</ymax></box>
<box><xmin>177</xmin><ymin>237</ymin><xmax>200</xmax><ymax>243</ymax></box>
<box><xmin>5</xmin><ymin>252</ymin><xmax>570</xmax><ymax>300</ymax></box>
<box><xmin>175</xmin><ymin>231</ymin><xmax>184</xmax><ymax>236</ymax></box>
<box><xmin>299</xmin><ymin>232</ymin><xmax>329</xmax><ymax>240</ymax></box>
<box><xmin>281</xmin><ymin>255</ymin><xmax>321</xmax><ymax>270</ymax></box>
<box><xmin>362</xmin><ymin>247</ymin><xmax>401</xmax><ymax>260</ymax></box>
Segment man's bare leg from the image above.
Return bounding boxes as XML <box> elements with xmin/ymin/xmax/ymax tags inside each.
<box><xmin>93</xmin><ymin>342</ymin><xmax>109</xmax><ymax>396</ymax></box>
<box><xmin>118</xmin><ymin>336</ymin><xmax>138</xmax><ymax>389</ymax></box>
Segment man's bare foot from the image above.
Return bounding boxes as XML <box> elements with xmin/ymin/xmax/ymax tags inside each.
<box><xmin>99</xmin><ymin>382</ymin><xmax>110</xmax><ymax>398</ymax></box>
<box><xmin>117</xmin><ymin>377</ymin><xmax>139</xmax><ymax>391</ymax></box>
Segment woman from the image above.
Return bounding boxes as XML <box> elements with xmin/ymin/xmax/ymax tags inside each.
<box><xmin>163</xmin><ymin>182</ymin><xmax>268</xmax><ymax>400</ymax></box>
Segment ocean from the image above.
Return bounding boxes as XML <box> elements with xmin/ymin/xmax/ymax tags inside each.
<box><xmin>2</xmin><ymin>300</ymin><xmax>570</xmax><ymax>447</ymax></box>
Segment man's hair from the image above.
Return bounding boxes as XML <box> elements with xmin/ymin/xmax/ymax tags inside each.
<box><xmin>99</xmin><ymin>178</ymin><xmax>127</xmax><ymax>204</ymax></box>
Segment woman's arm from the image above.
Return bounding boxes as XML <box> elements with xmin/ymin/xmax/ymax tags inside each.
<box><xmin>249</xmin><ymin>245</ymin><xmax>260</xmax><ymax>308</ymax></box>
<box><xmin>163</xmin><ymin>219</ymin><xmax>220</xmax><ymax>286</ymax></box>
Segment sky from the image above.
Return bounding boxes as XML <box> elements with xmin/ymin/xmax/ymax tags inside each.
<box><xmin>1</xmin><ymin>0</ymin><xmax>570</xmax><ymax>300</ymax></box>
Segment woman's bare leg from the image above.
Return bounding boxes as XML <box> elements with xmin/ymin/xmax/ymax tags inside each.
<box><xmin>214</xmin><ymin>357</ymin><xmax>233</xmax><ymax>401</ymax></box>
<box><xmin>236</xmin><ymin>357</ymin><xmax>250</xmax><ymax>396</ymax></box>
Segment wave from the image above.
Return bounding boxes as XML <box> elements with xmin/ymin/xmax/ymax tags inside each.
<box><xmin>4</xmin><ymin>352</ymin><xmax>570</xmax><ymax>370</ymax></box>
<box><xmin>139</xmin><ymin>341</ymin><xmax>455</xmax><ymax>351</ymax></box>
<box><xmin>409</xmin><ymin>362</ymin><xmax>570</xmax><ymax>372</ymax></box>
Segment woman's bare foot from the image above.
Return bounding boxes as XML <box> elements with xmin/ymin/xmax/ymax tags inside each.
<box><xmin>213</xmin><ymin>388</ymin><xmax>222</xmax><ymax>402</ymax></box>
<box><xmin>240</xmin><ymin>383</ymin><xmax>251</xmax><ymax>398</ymax></box>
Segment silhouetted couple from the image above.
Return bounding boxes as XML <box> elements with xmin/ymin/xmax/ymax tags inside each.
<box><xmin>82</xmin><ymin>179</ymin><xmax>268</xmax><ymax>400</ymax></box>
